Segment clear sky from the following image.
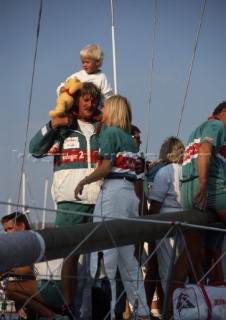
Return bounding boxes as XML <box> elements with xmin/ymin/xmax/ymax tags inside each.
<box><xmin>1</xmin><ymin>0</ymin><xmax>226</xmax><ymax>226</ymax></box>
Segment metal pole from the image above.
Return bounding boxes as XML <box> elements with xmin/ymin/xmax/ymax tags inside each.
<box><xmin>42</xmin><ymin>178</ymin><xmax>49</xmax><ymax>229</ymax></box>
<box><xmin>22</xmin><ymin>171</ymin><xmax>26</xmax><ymax>209</ymax></box>
<box><xmin>110</xmin><ymin>0</ymin><xmax>117</xmax><ymax>94</ymax></box>
<box><xmin>7</xmin><ymin>198</ymin><xmax>12</xmax><ymax>215</ymax></box>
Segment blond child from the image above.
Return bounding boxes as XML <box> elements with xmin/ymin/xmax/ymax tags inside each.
<box><xmin>56</xmin><ymin>44</ymin><xmax>113</xmax><ymax>110</ymax></box>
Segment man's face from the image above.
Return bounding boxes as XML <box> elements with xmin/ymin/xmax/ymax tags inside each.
<box><xmin>221</xmin><ymin>108</ymin><xmax>226</xmax><ymax>127</ymax></box>
<box><xmin>78</xmin><ymin>94</ymin><xmax>98</xmax><ymax>121</ymax></box>
<box><xmin>132</xmin><ymin>130</ymin><xmax>142</xmax><ymax>152</ymax></box>
<box><xmin>2</xmin><ymin>219</ymin><xmax>25</xmax><ymax>233</ymax></box>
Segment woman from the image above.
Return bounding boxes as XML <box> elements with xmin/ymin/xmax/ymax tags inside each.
<box><xmin>149</xmin><ymin>136</ymin><xmax>185</xmax><ymax>294</ymax></box>
<box><xmin>74</xmin><ymin>95</ymin><xmax>150</xmax><ymax>320</ymax></box>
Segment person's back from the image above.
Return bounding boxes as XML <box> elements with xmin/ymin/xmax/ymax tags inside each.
<box><xmin>74</xmin><ymin>95</ymin><xmax>151</xmax><ymax>319</ymax></box>
<box><xmin>166</xmin><ymin>101</ymin><xmax>226</xmax><ymax>319</ymax></box>
<box><xmin>149</xmin><ymin>137</ymin><xmax>185</xmax><ymax>294</ymax></box>
<box><xmin>182</xmin><ymin>118</ymin><xmax>226</xmax><ymax>183</ymax></box>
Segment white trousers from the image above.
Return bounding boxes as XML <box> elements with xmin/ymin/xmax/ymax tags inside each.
<box><xmin>91</xmin><ymin>179</ymin><xmax>150</xmax><ymax>317</ymax></box>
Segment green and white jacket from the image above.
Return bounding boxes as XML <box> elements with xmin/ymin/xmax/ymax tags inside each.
<box><xmin>29</xmin><ymin>120</ymin><xmax>103</xmax><ymax>205</ymax></box>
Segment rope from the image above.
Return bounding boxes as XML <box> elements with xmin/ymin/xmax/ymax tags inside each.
<box><xmin>176</xmin><ymin>0</ymin><xmax>207</xmax><ymax>137</ymax></box>
<box><xmin>138</xmin><ymin>0</ymin><xmax>158</xmax><ymax>238</ymax></box>
<box><xmin>16</xmin><ymin>0</ymin><xmax>43</xmax><ymax>207</ymax></box>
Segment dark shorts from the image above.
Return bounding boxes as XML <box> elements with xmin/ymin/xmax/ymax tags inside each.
<box><xmin>182</xmin><ymin>177</ymin><xmax>226</xmax><ymax>251</ymax></box>
<box><xmin>55</xmin><ymin>202</ymin><xmax>95</xmax><ymax>227</ymax></box>
<box><xmin>181</xmin><ymin>177</ymin><xmax>226</xmax><ymax>211</ymax></box>
<box><xmin>37</xmin><ymin>280</ymin><xmax>63</xmax><ymax>309</ymax></box>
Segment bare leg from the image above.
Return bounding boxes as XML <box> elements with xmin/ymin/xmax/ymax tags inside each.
<box><xmin>144</xmin><ymin>242</ymin><xmax>164</xmax><ymax>311</ymax></box>
<box><xmin>216</xmin><ymin>208</ymin><xmax>226</xmax><ymax>224</ymax></box>
<box><xmin>5</xmin><ymin>280</ymin><xmax>56</xmax><ymax>318</ymax></box>
<box><xmin>61</xmin><ymin>255</ymin><xmax>79</xmax><ymax>305</ymax></box>
<box><xmin>166</xmin><ymin>231</ymin><xmax>205</xmax><ymax>317</ymax></box>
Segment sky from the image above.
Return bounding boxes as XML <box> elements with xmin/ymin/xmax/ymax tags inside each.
<box><xmin>1</xmin><ymin>0</ymin><xmax>226</xmax><ymax>227</ymax></box>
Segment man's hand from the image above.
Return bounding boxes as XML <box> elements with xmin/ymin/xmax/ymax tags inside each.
<box><xmin>193</xmin><ymin>183</ymin><xmax>208</xmax><ymax>211</ymax></box>
<box><xmin>51</xmin><ymin>115</ymin><xmax>73</xmax><ymax>130</ymax></box>
<box><xmin>74</xmin><ymin>179</ymin><xmax>86</xmax><ymax>200</ymax></box>
<box><xmin>194</xmin><ymin>142</ymin><xmax>213</xmax><ymax>211</ymax></box>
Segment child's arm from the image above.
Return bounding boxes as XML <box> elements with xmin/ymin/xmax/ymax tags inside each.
<box><xmin>56</xmin><ymin>72</ymin><xmax>79</xmax><ymax>96</ymax></box>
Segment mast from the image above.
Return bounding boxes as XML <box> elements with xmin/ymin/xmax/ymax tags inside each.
<box><xmin>22</xmin><ymin>171</ymin><xmax>26</xmax><ymax>210</ymax></box>
<box><xmin>0</xmin><ymin>209</ymin><xmax>219</xmax><ymax>271</ymax></box>
<box><xmin>110</xmin><ymin>0</ymin><xmax>117</xmax><ymax>94</ymax></box>
<box><xmin>7</xmin><ymin>198</ymin><xmax>12</xmax><ymax>214</ymax></box>
<box><xmin>42</xmin><ymin>178</ymin><xmax>49</xmax><ymax>229</ymax></box>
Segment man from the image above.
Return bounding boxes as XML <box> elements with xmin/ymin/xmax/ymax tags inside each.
<box><xmin>29</xmin><ymin>82</ymin><xmax>102</xmax><ymax>320</ymax></box>
<box><xmin>167</xmin><ymin>101</ymin><xmax>226</xmax><ymax>318</ymax></box>
<box><xmin>1</xmin><ymin>211</ymin><xmax>31</xmax><ymax>233</ymax></box>
<box><xmin>1</xmin><ymin>212</ymin><xmax>68</xmax><ymax>320</ymax></box>
<box><xmin>131</xmin><ymin>124</ymin><xmax>148</xmax><ymax>216</ymax></box>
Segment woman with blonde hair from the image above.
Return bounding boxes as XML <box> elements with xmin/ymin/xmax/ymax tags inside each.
<box><xmin>158</xmin><ymin>136</ymin><xmax>185</xmax><ymax>165</ymax></box>
<box><xmin>74</xmin><ymin>95</ymin><xmax>150</xmax><ymax>319</ymax></box>
<box><xmin>149</xmin><ymin>136</ymin><xmax>185</xmax><ymax>294</ymax></box>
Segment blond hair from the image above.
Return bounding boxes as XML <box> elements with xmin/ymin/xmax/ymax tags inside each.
<box><xmin>80</xmin><ymin>44</ymin><xmax>104</xmax><ymax>67</ymax></box>
<box><xmin>104</xmin><ymin>95</ymin><xmax>132</xmax><ymax>132</ymax></box>
<box><xmin>159</xmin><ymin>136</ymin><xmax>185</xmax><ymax>164</ymax></box>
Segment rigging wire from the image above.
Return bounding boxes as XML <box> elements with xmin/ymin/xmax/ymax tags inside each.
<box><xmin>176</xmin><ymin>0</ymin><xmax>207</xmax><ymax>137</ymax></box>
<box><xmin>16</xmin><ymin>0</ymin><xmax>43</xmax><ymax>208</ymax></box>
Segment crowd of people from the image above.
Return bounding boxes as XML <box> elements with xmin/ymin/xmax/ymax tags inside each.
<box><xmin>1</xmin><ymin>44</ymin><xmax>226</xmax><ymax>320</ymax></box>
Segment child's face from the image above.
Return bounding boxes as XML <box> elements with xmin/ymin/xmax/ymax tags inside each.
<box><xmin>81</xmin><ymin>56</ymin><xmax>100</xmax><ymax>74</ymax></box>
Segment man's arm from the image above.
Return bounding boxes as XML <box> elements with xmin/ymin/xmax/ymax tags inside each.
<box><xmin>149</xmin><ymin>200</ymin><xmax>162</xmax><ymax>214</ymax></box>
<box><xmin>193</xmin><ymin>142</ymin><xmax>213</xmax><ymax>211</ymax></box>
<box><xmin>29</xmin><ymin>116</ymin><xmax>72</xmax><ymax>158</ymax></box>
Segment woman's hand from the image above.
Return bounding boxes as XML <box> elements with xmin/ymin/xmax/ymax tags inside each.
<box><xmin>74</xmin><ymin>179</ymin><xmax>87</xmax><ymax>200</ymax></box>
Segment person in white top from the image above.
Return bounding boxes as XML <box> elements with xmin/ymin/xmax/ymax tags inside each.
<box><xmin>149</xmin><ymin>136</ymin><xmax>185</xmax><ymax>294</ymax></box>
<box><xmin>56</xmin><ymin>44</ymin><xmax>113</xmax><ymax>110</ymax></box>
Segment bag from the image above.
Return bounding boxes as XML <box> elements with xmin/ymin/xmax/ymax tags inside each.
<box><xmin>173</xmin><ymin>283</ymin><xmax>226</xmax><ymax>319</ymax></box>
